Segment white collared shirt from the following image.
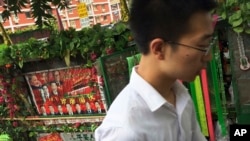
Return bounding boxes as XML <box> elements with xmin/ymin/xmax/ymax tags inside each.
<box><xmin>95</xmin><ymin>67</ymin><xmax>206</xmax><ymax>141</ymax></box>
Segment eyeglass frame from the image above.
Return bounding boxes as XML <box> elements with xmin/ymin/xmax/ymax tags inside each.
<box><xmin>164</xmin><ymin>36</ymin><xmax>217</xmax><ymax>56</ymax></box>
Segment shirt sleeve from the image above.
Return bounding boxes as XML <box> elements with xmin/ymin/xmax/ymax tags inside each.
<box><xmin>95</xmin><ymin>126</ymin><xmax>142</xmax><ymax>141</ymax></box>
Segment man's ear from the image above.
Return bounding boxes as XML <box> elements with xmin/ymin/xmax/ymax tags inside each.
<box><xmin>149</xmin><ymin>38</ymin><xmax>166</xmax><ymax>60</ymax></box>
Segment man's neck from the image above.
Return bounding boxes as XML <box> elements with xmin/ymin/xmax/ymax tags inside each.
<box><xmin>137</xmin><ymin>57</ymin><xmax>176</xmax><ymax>107</ymax></box>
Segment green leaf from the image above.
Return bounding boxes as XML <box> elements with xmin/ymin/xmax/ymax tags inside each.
<box><xmin>240</xmin><ymin>3</ymin><xmax>246</xmax><ymax>11</ymax></box>
<box><xmin>221</xmin><ymin>11</ymin><xmax>227</xmax><ymax>19</ymax></box>
<box><xmin>228</xmin><ymin>10</ymin><xmax>242</xmax><ymax>23</ymax></box>
<box><xmin>18</xmin><ymin>60</ymin><xmax>23</xmax><ymax>68</ymax></box>
<box><xmin>246</xmin><ymin>2</ymin><xmax>250</xmax><ymax>9</ymax></box>
<box><xmin>64</xmin><ymin>49</ymin><xmax>70</xmax><ymax>66</ymax></box>
<box><xmin>114</xmin><ymin>22</ymin><xmax>127</xmax><ymax>35</ymax></box>
<box><xmin>233</xmin><ymin>26</ymin><xmax>244</xmax><ymax>33</ymax></box>
<box><xmin>86</xmin><ymin>59</ymin><xmax>92</xmax><ymax>67</ymax></box>
<box><xmin>69</xmin><ymin>42</ymin><xmax>74</xmax><ymax>50</ymax></box>
<box><xmin>232</xmin><ymin>18</ymin><xmax>243</xmax><ymax>27</ymax></box>
<box><xmin>84</xmin><ymin>47</ymin><xmax>89</xmax><ymax>53</ymax></box>
<box><xmin>226</xmin><ymin>0</ymin><xmax>237</xmax><ymax>6</ymax></box>
<box><xmin>0</xmin><ymin>134</ymin><xmax>12</xmax><ymax>140</ymax></box>
<box><xmin>245</xmin><ymin>28</ymin><xmax>250</xmax><ymax>34</ymax></box>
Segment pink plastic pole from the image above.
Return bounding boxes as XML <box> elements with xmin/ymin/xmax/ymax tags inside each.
<box><xmin>201</xmin><ymin>69</ymin><xmax>215</xmax><ymax>141</ymax></box>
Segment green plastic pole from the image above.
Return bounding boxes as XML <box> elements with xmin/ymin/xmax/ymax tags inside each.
<box><xmin>194</xmin><ymin>75</ymin><xmax>209</xmax><ymax>136</ymax></box>
<box><xmin>209</xmin><ymin>52</ymin><xmax>227</xmax><ymax>136</ymax></box>
<box><xmin>189</xmin><ymin>82</ymin><xmax>201</xmax><ymax>127</ymax></box>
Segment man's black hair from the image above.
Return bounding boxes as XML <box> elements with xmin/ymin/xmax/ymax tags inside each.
<box><xmin>129</xmin><ymin>0</ymin><xmax>217</xmax><ymax>54</ymax></box>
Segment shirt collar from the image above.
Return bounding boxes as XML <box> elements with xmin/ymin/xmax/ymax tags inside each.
<box><xmin>129</xmin><ymin>66</ymin><xmax>189</xmax><ymax>112</ymax></box>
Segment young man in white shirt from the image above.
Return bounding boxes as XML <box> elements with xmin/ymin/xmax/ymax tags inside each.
<box><xmin>95</xmin><ymin>0</ymin><xmax>217</xmax><ymax>140</ymax></box>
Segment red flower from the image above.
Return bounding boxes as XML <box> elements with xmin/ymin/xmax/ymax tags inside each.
<box><xmin>14</xmin><ymin>104</ymin><xmax>20</xmax><ymax>111</ymax></box>
<box><xmin>9</xmin><ymin>111</ymin><xmax>14</xmax><ymax>118</ymax></box>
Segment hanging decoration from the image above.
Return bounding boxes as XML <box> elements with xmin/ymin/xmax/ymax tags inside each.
<box><xmin>237</xmin><ymin>34</ymin><xmax>250</xmax><ymax>71</ymax></box>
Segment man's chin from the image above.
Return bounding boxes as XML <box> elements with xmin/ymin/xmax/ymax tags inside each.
<box><xmin>181</xmin><ymin>76</ymin><xmax>197</xmax><ymax>83</ymax></box>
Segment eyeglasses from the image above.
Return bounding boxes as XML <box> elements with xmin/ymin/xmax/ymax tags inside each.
<box><xmin>165</xmin><ymin>36</ymin><xmax>217</xmax><ymax>56</ymax></box>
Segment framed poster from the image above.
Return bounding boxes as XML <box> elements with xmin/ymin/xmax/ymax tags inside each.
<box><xmin>24</xmin><ymin>66</ymin><xmax>107</xmax><ymax>116</ymax></box>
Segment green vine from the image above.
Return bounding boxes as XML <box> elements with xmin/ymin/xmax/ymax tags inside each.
<box><xmin>0</xmin><ymin>21</ymin><xmax>134</xmax><ymax>68</ymax></box>
<box><xmin>216</xmin><ymin>0</ymin><xmax>250</xmax><ymax>34</ymax></box>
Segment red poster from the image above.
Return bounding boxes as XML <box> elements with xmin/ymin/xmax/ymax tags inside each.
<box><xmin>24</xmin><ymin>66</ymin><xmax>107</xmax><ymax>116</ymax></box>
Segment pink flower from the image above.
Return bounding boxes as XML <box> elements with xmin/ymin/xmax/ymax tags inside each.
<box><xmin>106</xmin><ymin>48</ymin><xmax>114</xmax><ymax>55</ymax></box>
<box><xmin>12</xmin><ymin>121</ymin><xmax>18</xmax><ymax>127</ymax></box>
<box><xmin>6</xmin><ymin>97</ymin><xmax>14</xmax><ymax>103</ymax></box>
<box><xmin>99</xmin><ymin>77</ymin><xmax>104</xmax><ymax>86</ymax></box>
<box><xmin>90</xmin><ymin>52</ymin><xmax>97</xmax><ymax>61</ymax></box>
